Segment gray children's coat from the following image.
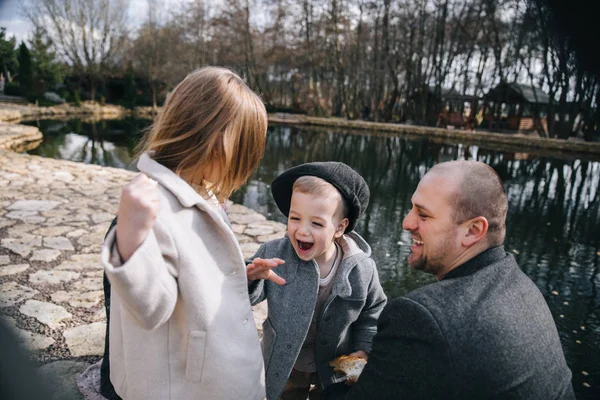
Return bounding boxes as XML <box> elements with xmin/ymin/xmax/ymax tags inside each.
<box><xmin>248</xmin><ymin>232</ymin><xmax>387</xmax><ymax>400</ymax></box>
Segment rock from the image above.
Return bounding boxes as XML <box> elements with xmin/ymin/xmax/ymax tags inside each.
<box><xmin>244</xmin><ymin>225</ymin><xmax>277</xmax><ymax>237</ymax></box>
<box><xmin>32</xmin><ymin>226</ymin><xmax>73</xmax><ymax>236</ymax></box>
<box><xmin>231</xmin><ymin>223</ymin><xmax>246</xmax><ymax>234</ymax></box>
<box><xmin>30</xmin><ymin>249</ymin><xmax>63</xmax><ymax>262</ymax></box>
<box><xmin>69</xmin><ymin>291</ymin><xmax>103</xmax><ymax>308</ymax></box>
<box><xmin>66</xmin><ymin>229</ymin><xmax>88</xmax><ymax>238</ymax></box>
<box><xmin>51</xmin><ymin>290</ymin><xmax>72</xmax><ymax>303</ymax></box>
<box><xmin>37</xmin><ymin>360</ymin><xmax>90</xmax><ymax>400</ymax></box>
<box><xmin>0</xmin><ymin>315</ymin><xmax>55</xmax><ymax>350</ymax></box>
<box><xmin>91</xmin><ymin>212</ymin><xmax>114</xmax><ymax>224</ymax></box>
<box><xmin>0</xmin><ymin>254</ymin><xmax>10</xmax><ymax>265</ymax></box>
<box><xmin>235</xmin><ymin>233</ymin><xmax>253</xmax><ymax>244</ymax></box>
<box><xmin>77</xmin><ymin>231</ymin><xmax>104</xmax><ymax>247</ymax></box>
<box><xmin>0</xmin><ymin>282</ymin><xmax>39</xmax><ymax>307</ymax></box>
<box><xmin>63</xmin><ymin>322</ymin><xmax>106</xmax><ymax>356</ymax></box>
<box><xmin>227</xmin><ymin>204</ymin><xmax>253</xmax><ymax>214</ymax></box>
<box><xmin>5</xmin><ymin>210</ymin><xmax>38</xmax><ymax>220</ymax></box>
<box><xmin>0</xmin><ymin>263</ymin><xmax>29</xmax><ymax>276</ymax></box>
<box><xmin>6</xmin><ymin>222</ymin><xmax>38</xmax><ymax>235</ymax></box>
<box><xmin>20</xmin><ymin>300</ymin><xmax>72</xmax><ymax>329</ymax></box>
<box><xmin>56</xmin><ymin>254</ymin><xmax>102</xmax><ymax>271</ymax></box>
<box><xmin>1</xmin><ymin>236</ymin><xmax>42</xmax><ymax>258</ymax></box>
<box><xmin>228</xmin><ymin>212</ymin><xmax>267</xmax><ymax>225</ymax></box>
<box><xmin>53</xmin><ymin>171</ymin><xmax>75</xmax><ymax>182</ymax></box>
<box><xmin>240</xmin><ymin>242</ymin><xmax>261</xmax><ymax>259</ymax></box>
<box><xmin>7</xmin><ymin>199</ymin><xmax>61</xmax><ymax>211</ymax></box>
<box><xmin>29</xmin><ymin>269</ymin><xmax>80</xmax><ymax>285</ymax></box>
<box><xmin>43</xmin><ymin>236</ymin><xmax>75</xmax><ymax>251</ymax></box>
<box><xmin>71</xmin><ymin>277</ymin><xmax>103</xmax><ymax>292</ymax></box>
<box><xmin>92</xmin><ymin>307</ymin><xmax>107</xmax><ymax>322</ymax></box>
<box><xmin>0</xmin><ymin>218</ymin><xmax>16</xmax><ymax>228</ymax></box>
<box><xmin>252</xmin><ymin>301</ymin><xmax>268</xmax><ymax>334</ymax></box>
<box><xmin>40</xmin><ymin>209</ymin><xmax>71</xmax><ymax>217</ymax></box>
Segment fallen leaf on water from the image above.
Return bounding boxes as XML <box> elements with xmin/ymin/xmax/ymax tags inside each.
<box><xmin>583</xmin><ymin>382</ymin><xmax>591</xmax><ymax>388</ymax></box>
<box><xmin>581</xmin><ymin>326</ymin><xmax>586</xmax><ymax>330</ymax></box>
<box><xmin>551</xmin><ymin>291</ymin><xmax>559</xmax><ymax>295</ymax></box>
<box><xmin>582</xmin><ymin>371</ymin><xmax>588</xmax><ymax>376</ymax></box>
<box><xmin>512</xmin><ymin>249</ymin><xmax>520</xmax><ymax>254</ymax></box>
<box><xmin>559</xmin><ymin>314</ymin><xmax>564</xmax><ymax>318</ymax></box>
<box><xmin>563</xmin><ymin>301</ymin><xmax>569</xmax><ymax>305</ymax></box>
<box><xmin>576</xmin><ymin>340</ymin><xmax>582</xmax><ymax>344</ymax></box>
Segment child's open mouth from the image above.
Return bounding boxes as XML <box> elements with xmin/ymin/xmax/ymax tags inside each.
<box><xmin>297</xmin><ymin>240</ymin><xmax>314</xmax><ymax>251</ymax></box>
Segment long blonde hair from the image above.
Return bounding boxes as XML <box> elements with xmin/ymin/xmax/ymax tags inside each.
<box><xmin>136</xmin><ymin>67</ymin><xmax>268</xmax><ymax>201</ymax></box>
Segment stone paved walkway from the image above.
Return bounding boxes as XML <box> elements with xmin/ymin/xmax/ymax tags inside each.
<box><xmin>0</xmin><ymin>149</ymin><xmax>284</xmax><ymax>399</ymax></box>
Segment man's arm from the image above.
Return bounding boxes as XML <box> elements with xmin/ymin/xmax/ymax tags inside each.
<box><xmin>324</xmin><ymin>297</ymin><xmax>453</xmax><ymax>400</ymax></box>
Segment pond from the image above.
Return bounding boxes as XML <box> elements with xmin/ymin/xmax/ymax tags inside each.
<box><xmin>24</xmin><ymin>118</ymin><xmax>600</xmax><ymax>399</ymax></box>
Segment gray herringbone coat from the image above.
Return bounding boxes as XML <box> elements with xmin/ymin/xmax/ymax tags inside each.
<box><xmin>248</xmin><ymin>232</ymin><xmax>387</xmax><ymax>400</ymax></box>
<box><xmin>324</xmin><ymin>246</ymin><xmax>575</xmax><ymax>400</ymax></box>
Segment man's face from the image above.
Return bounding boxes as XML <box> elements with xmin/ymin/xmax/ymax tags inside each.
<box><xmin>287</xmin><ymin>191</ymin><xmax>347</xmax><ymax>265</ymax></box>
<box><xmin>402</xmin><ymin>172</ymin><xmax>465</xmax><ymax>279</ymax></box>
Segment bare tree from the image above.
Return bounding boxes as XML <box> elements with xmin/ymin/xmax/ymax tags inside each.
<box><xmin>24</xmin><ymin>0</ymin><xmax>128</xmax><ymax>100</ymax></box>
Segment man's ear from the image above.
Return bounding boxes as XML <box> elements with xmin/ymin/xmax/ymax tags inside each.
<box><xmin>462</xmin><ymin>216</ymin><xmax>488</xmax><ymax>247</ymax></box>
<box><xmin>335</xmin><ymin>218</ymin><xmax>349</xmax><ymax>238</ymax></box>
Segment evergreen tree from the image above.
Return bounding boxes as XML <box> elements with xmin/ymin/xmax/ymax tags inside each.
<box><xmin>123</xmin><ymin>63</ymin><xmax>137</xmax><ymax>109</ymax></box>
<box><xmin>0</xmin><ymin>28</ymin><xmax>18</xmax><ymax>81</ymax></box>
<box><xmin>18</xmin><ymin>42</ymin><xmax>33</xmax><ymax>95</ymax></box>
<box><xmin>28</xmin><ymin>27</ymin><xmax>64</xmax><ymax>94</ymax></box>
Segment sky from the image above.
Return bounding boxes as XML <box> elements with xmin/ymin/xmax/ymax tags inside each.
<box><xmin>0</xmin><ymin>0</ymin><xmax>151</xmax><ymax>44</ymax></box>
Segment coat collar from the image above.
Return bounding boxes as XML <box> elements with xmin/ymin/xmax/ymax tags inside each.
<box><xmin>442</xmin><ymin>245</ymin><xmax>507</xmax><ymax>281</ymax></box>
<box><xmin>338</xmin><ymin>231</ymin><xmax>371</xmax><ymax>259</ymax></box>
<box><xmin>137</xmin><ymin>152</ymin><xmax>216</xmax><ymax>212</ymax></box>
<box><xmin>281</xmin><ymin>231</ymin><xmax>370</xmax><ymax>295</ymax></box>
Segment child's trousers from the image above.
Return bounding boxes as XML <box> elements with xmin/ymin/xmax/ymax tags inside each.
<box><xmin>280</xmin><ymin>368</ymin><xmax>322</xmax><ymax>400</ymax></box>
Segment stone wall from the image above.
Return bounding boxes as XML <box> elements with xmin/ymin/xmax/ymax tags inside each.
<box><xmin>269</xmin><ymin>113</ymin><xmax>600</xmax><ymax>156</ymax></box>
<box><xmin>0</xmin><ymin>102</ymin><xmax>129</xmax><ymax>123</ymax></box>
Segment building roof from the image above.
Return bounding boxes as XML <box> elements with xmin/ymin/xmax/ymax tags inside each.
<box><xmin>485</xmin><ymin>82</ymin><xmax>552</xmax><ymax>104</ymax></box>
<box><xmin>511</xmin><ymin>83</ymin><xmax>551</xmax><ymax>104</ymax></box>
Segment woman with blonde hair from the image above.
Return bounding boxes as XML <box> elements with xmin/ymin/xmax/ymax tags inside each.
<box><xmin>96</xmin><ymin>67</ymin><xmax>268</xmax><ymax>400</ymax></box>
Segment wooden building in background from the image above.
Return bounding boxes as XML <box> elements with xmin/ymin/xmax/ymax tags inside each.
<box><xmin>482</xmin><ymin>82</ymin><xmax>551</xmax><ymax>134</ymax></box>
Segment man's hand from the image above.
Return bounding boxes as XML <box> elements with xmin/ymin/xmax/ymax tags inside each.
<box><xmin>247</xmin><ymin>257</ymin><xmax>286</xmax><ymax>285</ymax></box>
<box><xmin>116</xmin><ymin>174</ymin><xmax>160</xmax><ymax>262</ymax></box>
<box><xmin>348</xmin><ymin>350</ymin><xmax>368</xmax><ymax>361</ymax></box>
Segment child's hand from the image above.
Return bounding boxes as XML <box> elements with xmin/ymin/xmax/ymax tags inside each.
<box><xmin>348</xmin><ymin>350</ymin><xmax>368</xmax><ymax>361</ymax></box>
<box><xmin>116</xmin><ymin>174</ymin><xmax>160</xmax><ymax>262</ymax></box>
<box><xmin>247</xmin><ymin>257</ymin><xmax>286</xmax><ymax>285</ymax></box>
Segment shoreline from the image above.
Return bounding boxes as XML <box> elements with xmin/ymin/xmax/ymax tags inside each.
<box><xmin>1</xmin><ymin>103</ymin><xmax>599</xmax><ymax>156</ymax></box>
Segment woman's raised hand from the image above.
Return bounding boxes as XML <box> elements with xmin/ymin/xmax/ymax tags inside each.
<box><xmin>116</xmin><ymin>174</ymin><xmax>160</xmax><ymax>262</ymax></box>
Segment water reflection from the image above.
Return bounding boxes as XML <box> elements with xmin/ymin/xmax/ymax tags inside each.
<box><xmin>24</xmin><ymin>118</ymin><xmax>147</xmax><ymax>169</ymax></box>
<box><xmin>24</xmin><ymin>119</ymin><xmax>600</xmax><ymax>399</ymax></box>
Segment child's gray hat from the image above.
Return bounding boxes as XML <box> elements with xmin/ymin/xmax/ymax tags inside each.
<box><xmin>270</xmin><ymin>162</ymin><xmax>370</xmax><ymax>233</ymax></box>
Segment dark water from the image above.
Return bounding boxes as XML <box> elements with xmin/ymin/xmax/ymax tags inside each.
<box><xmin>24</xmin><ymin>118</ymin><xmax>600</xmax><ymax>399</ymax></box>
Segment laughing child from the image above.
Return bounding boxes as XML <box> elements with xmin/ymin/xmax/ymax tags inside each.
<box><xmin>246</xmin><ymin>162</ymin><xmax>387</xmax><ymax>400</ymax></box>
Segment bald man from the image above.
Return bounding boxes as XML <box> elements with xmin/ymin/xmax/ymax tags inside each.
<box><xmin>324</xmin><ymin>161</ymin><xmax>575</xmax><ymax>400</ymax></box>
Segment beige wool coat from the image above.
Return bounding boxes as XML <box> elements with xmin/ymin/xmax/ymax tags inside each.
<box><xmin>101</xmin><ymin>153</ymin><xmax>265</xmax><ymax>400</ymax></box>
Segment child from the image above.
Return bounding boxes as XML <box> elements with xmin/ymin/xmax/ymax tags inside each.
<box><xmin>246</xmin><ymin>162</ymin><xmax>387</xmax><ymax>400</ymax></box>
<box><xmin>100</xmin><ymin>67</ymin><xmax>267</xmax><ymax>400</ymax></box>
